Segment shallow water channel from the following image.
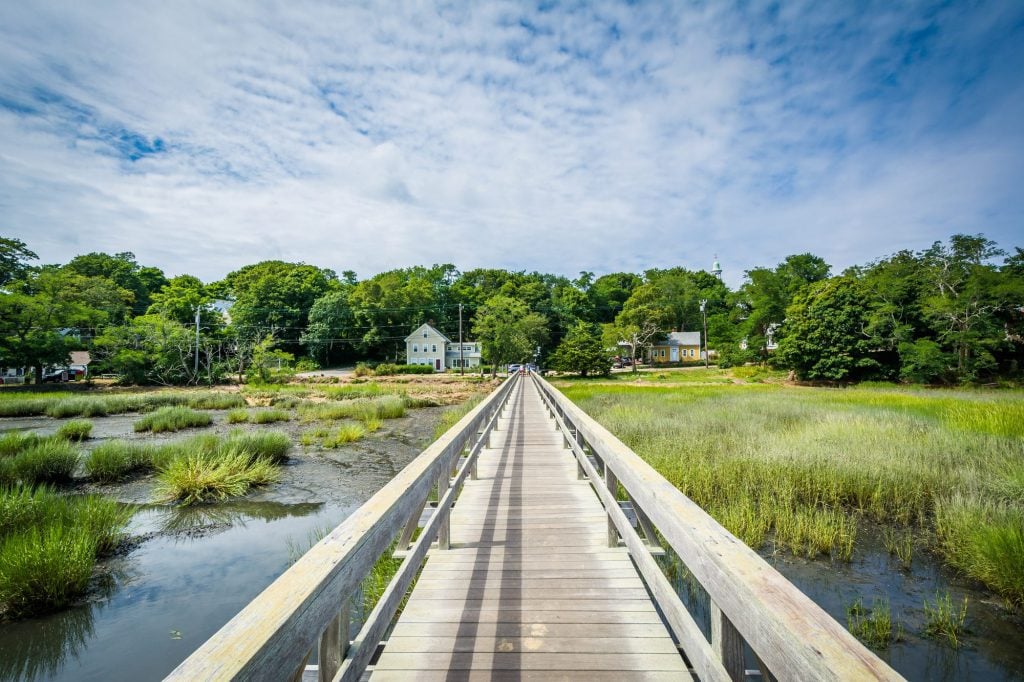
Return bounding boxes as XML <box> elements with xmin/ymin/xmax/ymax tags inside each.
<box><xmin>0</xmin><ymin>406</ymin><xmax>444</xmax><ymax>681</ymax></box>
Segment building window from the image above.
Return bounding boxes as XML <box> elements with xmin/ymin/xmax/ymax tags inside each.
<box><xmin>432</xmin><ymin>344</ymin><xmax>436</xmax><ymax>353</ymax></box>
<box><xmin>423</xmin><ymin>332</ymin><xmax>428</xmax><ymax>338</ymax></box>
<box><xmin>413</xmin><ymin>345</ymin><xmax>418</xmax><ymax>353</ymax></box>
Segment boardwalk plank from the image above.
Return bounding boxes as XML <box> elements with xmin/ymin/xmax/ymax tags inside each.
<box><xmin>371</xmin><ymin>380</ymin><xmax>687</xmax><ymax>679</ymax></box>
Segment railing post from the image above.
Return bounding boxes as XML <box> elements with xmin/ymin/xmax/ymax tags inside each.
<box><xmin>711</xmin><ymin>603</ymin><xmax>745</xmax><ymax>682</ymax></box>
<box><xmin>437</xmin><ymin>465</ymin><xmax>450</xmax><ymax>550</ymax></box>
<box><xmin>318</xmin><ymin>602</ymin><xmax>349</xmax><ymax>682</ymax></box>
<box><xmin>605</xmin><ymin>465</ymin><xmax>619</xmax><ymax>548</ymax></box>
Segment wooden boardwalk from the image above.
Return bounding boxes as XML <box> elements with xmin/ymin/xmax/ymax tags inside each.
<box><xmin>371</xmin><ymin>379</ymin><xmax>688</xmax><ymax>680</ymax></box>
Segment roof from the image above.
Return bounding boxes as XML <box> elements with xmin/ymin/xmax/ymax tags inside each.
<box><xmin>404</xmin><ymin>323</ymin><xmax>452</xmax><ymax>343</ymax></box>
<box><xmin>656</xmin><ymin>331</ymin><xmax>701</xmax><ymax>347</ymax></box>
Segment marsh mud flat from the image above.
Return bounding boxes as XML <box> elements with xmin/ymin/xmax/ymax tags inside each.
<box><xmin>0</xmin><ymin>405</ymin><xmax>449</xmax><ymax>681</ymax></box>
<box><xmin>662</xmin><ymin>526</ymin><xmax>1024</xmax><ymax>682</ymax></box>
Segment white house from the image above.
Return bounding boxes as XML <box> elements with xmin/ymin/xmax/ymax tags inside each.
<box><xmin>405</xmin><ymin>323</ymin><xmax>482</xmax><ymax>372</ymax></box>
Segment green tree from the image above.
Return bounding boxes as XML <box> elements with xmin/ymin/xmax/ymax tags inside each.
<box><xmin>146</xmin><ymin>275</ymin><xmax>220</xmax><ymax>326</ymax></box>
<box><xmin>0</xmin><ymin>269</ymin><xmax>131</xmax><ymax>381</ymax></box>
<box><xmin>64</xmin><ymin>252</ymin><xmax>168</xmax><ymax>317</ymax></box>
<box><xmin>775</xmin><ymin>277</ymin><xmax>879</xmax><ymax>381</ymax></box>
<box><xmin>301</xmin><ymin>288</ymin><xmax>357</xmax><ymax>365</ymax></box>
<box><xmin>0</xmin><ymin>236</ymin><xmax>38</xmax><ymax>286</ymax></box>
<box><xmin>216</xmin><ymin>261</ymin><xmax>339</xmax><ymax>355</ymax></box>
<box><xmin>549</xmin><ymin>322</ymin><xmax>610</xmax><ymax>376</ymax></box>
<box><xmin>473</xmin><ymin>295</ymin><xmax>548</xmax><ymax>375</ymax></box>
<box><xmin>588</xmin><ymin>272</ymin><xmax>642</xmax><ymax>323</ymax></box>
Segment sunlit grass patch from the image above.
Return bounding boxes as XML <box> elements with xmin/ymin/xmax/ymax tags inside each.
<box><xmin>0</xmin><ymin>487</ymin><xmax>132</xmax><ymax>618</ymax></box>
<box><xmin>322</xmin><ymin>424</ymin><xmax>366</xmax><ymax>447</ymax></box>
<box><xmin>0</xmin><ymin>431</ymin><xmax>41</xmax><ymax>458</ymax></box>
<box><xmin>185</xmin><ymin>392</ymin><xmax>245</xmax><ymax>410</ymax></box>
<box><xmin>363</xmin><ymin>417</ymin><xmax>383</xmax><ymax>432</ymax></box>
<box><xmin>934</xmin><ymin>494</ymin><xmax>1024</xmax><ymax>607</ymax></box>
<box><xmin>251</xmin><ymin>409</ymin><xmax>291</xmax><ymax>424</ymax></box>
<box><xmin>225</xmin><ymin>430</ymin><xmax>291</xmax><ymax>463</ymax></box>
<box><xmin>134</xmin><ymin>406</ymin><xmax>212</xmax><ymax>433</ymax></box>
<box><xmin>155</xmin><ymin>446</ymin><xmax>280</xmax><ymax>505</ymax></box>
<box><xmin>0</xmin><ymin>440</ymin><xmax>78</xmax><ymax>485</ymax></box>
<box><xmin>84</xmin><ymin>441</ymin><xmax>156</xmax><ymax>482</ymax></box>
<box><xmin>226</xmin><ymin>409</ymin><xmax>249</xmax><ymax>424</ymax></box>
<box><xmin>559</xmin><ymin>380</ymin><xmax>1024</xmax><ymax>596</ymax></box>
<box><xmin>55</xmin><ymin>419</ymin><xmax>92</xmax><ymax>442</ymax></box>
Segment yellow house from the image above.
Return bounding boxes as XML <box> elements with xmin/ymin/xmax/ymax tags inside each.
<box><xmin>649</xmin><ymin>331</ymin><xmax>702</xmax><ymax>363</ymax></box>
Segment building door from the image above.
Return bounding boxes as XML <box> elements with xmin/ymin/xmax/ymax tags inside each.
<box><xmin>670</xmin><ymin>347</ymin><xmax>679</xmax><ymax>362</ymax></box>
<box><xmin>435</xmin><ymin>358</ymin><xmax>442</xmax><ymax>371</ymax></box>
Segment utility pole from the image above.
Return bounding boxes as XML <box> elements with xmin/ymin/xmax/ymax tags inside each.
<box><xmin>700</xmin><ymin>299</ymin><xmax>709</xmax><ymax>369</ymax></box>
<box><xmin>458</xmin><ymin>303</ymin><xmax>464</xmax><ymax>376</ymax></box>
<box><xmin>194</xmin><ymin>307</ymin><xmax>201</xmax><ymax>376</ymax></box>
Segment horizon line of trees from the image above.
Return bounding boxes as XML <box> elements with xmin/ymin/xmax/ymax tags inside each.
<box><xmin>1</xmin><ymin>233</ymin><xmax>1021</xmax><ymax>385</ymax></box>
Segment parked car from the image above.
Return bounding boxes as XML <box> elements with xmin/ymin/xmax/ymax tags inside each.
<box><xmin>507</xmin><ymin>364</ymin><xmax>522</xmax><ymax>375</ymax></box>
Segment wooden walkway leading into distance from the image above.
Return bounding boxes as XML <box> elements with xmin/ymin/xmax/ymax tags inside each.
<box><xmin>371</xmin><ymin>379</ymin><xmax>688</xmax><ymax>681</ymax></box>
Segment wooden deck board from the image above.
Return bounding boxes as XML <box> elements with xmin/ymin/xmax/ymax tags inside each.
<box><xmin>371</xmin><ymin>380</ymin><xmax>687</xmax><ymax>679</ymax></box>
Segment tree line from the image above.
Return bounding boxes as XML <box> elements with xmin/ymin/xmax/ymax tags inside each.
<box><xmin>1</xmin><ymin>233</ymin><xmax>1021</xmax><ymax>384</ymax></box>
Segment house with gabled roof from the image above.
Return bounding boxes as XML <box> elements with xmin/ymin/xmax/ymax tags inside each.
<box><xmin>649</xmin><ymin>331</ymin><xmax>702</xmax><ymax>363</ymax></box>
<box><xmin>405</xmin><ymin>323</ymin><xmax>482</xmax><ymax>372</ymax></box>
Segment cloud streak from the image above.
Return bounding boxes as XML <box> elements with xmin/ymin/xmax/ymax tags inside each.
<box><xmin>1</xmin><ymin>1</ymin><xmax>1021</xmax><ymax>286</ymax></box>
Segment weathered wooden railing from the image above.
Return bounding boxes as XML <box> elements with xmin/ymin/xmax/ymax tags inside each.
<box><xmin>531</xmin><ymin>373</ymin><xmax>904</xmax><ymax>682</ymax></box>
<box><xmin>166</xmin><ymin>374</ymin><xmax>520</xmax><ymax>682</ymax></box>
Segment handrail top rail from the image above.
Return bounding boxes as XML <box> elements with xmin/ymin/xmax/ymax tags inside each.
<box><xmin>531</xmin><ymin>373</ymin><xmax>903</xmax><ymax>681</ymax></box>
<box><xmin>166</xmin><ymin>374</ymin><xmax>519</xmax><ymax>681</ymax></box>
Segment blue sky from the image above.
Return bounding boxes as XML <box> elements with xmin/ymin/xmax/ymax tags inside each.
<box><xmin>1</xmin><ymin>1</ymin><xmax>1021</xmax><ymax>286</ymax></box>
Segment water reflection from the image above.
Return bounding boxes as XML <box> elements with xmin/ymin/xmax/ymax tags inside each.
<box><xmin>154</xmin><ymin>500</ymin><xmax>324</xmax><ymax>534</ymax></box>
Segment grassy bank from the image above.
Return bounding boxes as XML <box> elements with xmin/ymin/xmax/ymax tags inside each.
<box><xmin>0</xmin><ymin>390</ymin><xmax>243</xmax><ymax>419</ymax></box>
<box><xmin>0</xmin><ymin>486</ymin><xmax>133</xmax><ymax>618</ymax></box>
<box><xmin>558</xmin><ymin>381</ymin><xmax>1024</xmax><ymax>605</ymax></box>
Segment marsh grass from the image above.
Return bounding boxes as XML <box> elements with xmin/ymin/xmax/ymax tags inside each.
<box><xmin>923</xmin><ymin>592</ymin><xmax>969</xmax><ymax>647</ymax></box>
<box><xmin>0</xmin><ymin>390</ymin><xmax>241</xmax><ymax>420</ymax></box>
<box><xmin>363</xmin><ymin>417</ymin><xmax>383</xmax><ymax>432</ymax></box>
<box><xmin>0</xmin><ymin>487</ymin><xmax>132</xmax><ymax>617</ymax></box>
<box><xmin>84</xmin><ymin>441</ymin><xmax>156</xmax><ymax>482</ymax></box>
<box><xmin>55</xmin><ymin>419</ymin><xmax>92</xmax><ymax>441</ymax></box>
<box><xmin>322</xmin><ymin>424</ymin><xmax>367</xmax><ymax>447</ymax></box>
<box><xmin>0</xmin><ymin>440</ymin><xmax>78</xmax><ymax>485</ymax></box>
<box><xmin>561</xmin><ymin>382</ymin><xmax>1024</xmax><ymax>602</ymax></box>
<box><xmin>323</xmin><ymin>383</ymin><xmax>387</xmax><ymax>400</ymax></box>
<box><xmin>134</xmin><ymin>406</ymin><xmax>212</xmax><ymax>433</ymax></box>
<box><xmin>226</xmin><ymin>409</ymin><xmax>249</xmax><ymax>424</ymax></box>
<box><xmin>934</xmin><ymin>494</ymin><xmax>1024</xmax><ymax>607</ymax></box>
<box><xmin>251</xmin><ymin>409</ymin><xmax>291</xmax><ymax>424</ymax></box>
<box><xmin>155</xmin><ymin>446</ymin><xmax>279</xmax><ymax>504</ymax></box>
<box><xmin>433</xmin><ymin>396</ymin><xmax>484</xmax><ymax>438</ymax></box>
<box><xmin>300</xmin><ymin>396</ymin><xmax>406</xmax><ymax>422</ymax></box>
<box><xmin>185</xmin><ymin>393</ymin><xmax>245</xmax><ymax>410</ymax></box>
<box><xmin>226</xmin><ymin>430</ymin><xmax>291</xmax><ymax>463</ymax></box>
<box><xmin>0</xmin><ymin>432</ymin><xmax>40</xmax><ymax>458</ymax></box>
<box><xmin>846</xmin><ymin>598</ymin><xmax>899</xmax><ymax>649</ymax></box>
<box><xmin>882</xmin><ymin>527</ymin><xmax>914</xmax><ymax>569</ymax></box>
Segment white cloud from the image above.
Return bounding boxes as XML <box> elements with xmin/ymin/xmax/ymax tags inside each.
<box><xmin>1</xmin><ymin>0</ymin><xmax>1021</xmax><ymax>286</ymax></box>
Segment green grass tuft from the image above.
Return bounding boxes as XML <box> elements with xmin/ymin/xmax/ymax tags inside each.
<box><xmin>322</xmin><ymin>424</ymin><xmax>366</xmax><ymax>447</ymax></box>
<box><xmin>55</xmin><ymin>419</ymin><xmax>92</xmax><ymax>442</ymax></box>
<box><xmin>251</xmin><ymin>409</ymin><xmax>291</xmax><ymax>424</ymax></box>
<box><xmin>226</xmin><ymin>430</ymin><xmax>291</xmax><ymax>463</ymax></box>
<box><xmin>847</xmin><ymin>598</ymin><xmax>900</xmax><ymax>649</ymax></box>
<box><xmin>134</xmin><ymin>406</ymin><xmax>212</xmax><ymax>433</ymax></box>
<box><xmin>923</xmin><ymin>592</ymin><xmax>969</xmax><ymax>647</ymax></box>
<box><xmin>0</xmin><ymin>432</ymin><xmax>41</xmax><ymax>458</ymax></box>
<box><xmin>186</xmin><ymin>392</ymin><xmax>245</xmax><ymax>410</ymax></box>
<box><xmin>226</xmin><ymin>409</ymin><xmax>249</xmax><ymax>424</ymax></box>
<box><xmin>154</xmin><ymin>446</ymin><xmax>280</xmax><ymax>505</ymax></box>
<box><xmin>0</xmin><ymin>440</ymin><xmax>79</xmax><ymax>485</ymax></box>
<box><xmin>84</xmin><ymin>441</ymin><xmax>156</xmax><ymax>482</ymax></box>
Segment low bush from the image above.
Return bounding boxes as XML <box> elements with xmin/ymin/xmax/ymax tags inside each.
<box><xmin>134</xmin><ymin>407</ymin><xmax>212</xmax><ymax>433</ymax></box>
<box><xmin>55</xmin><ymin>419</ymin><xmax>93</xmax><ymax>442</ymax></box>
<box><xmin>374</xmin><ymin>363</ymin><xmax>434</xmax><ymax>376</ymax></box>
